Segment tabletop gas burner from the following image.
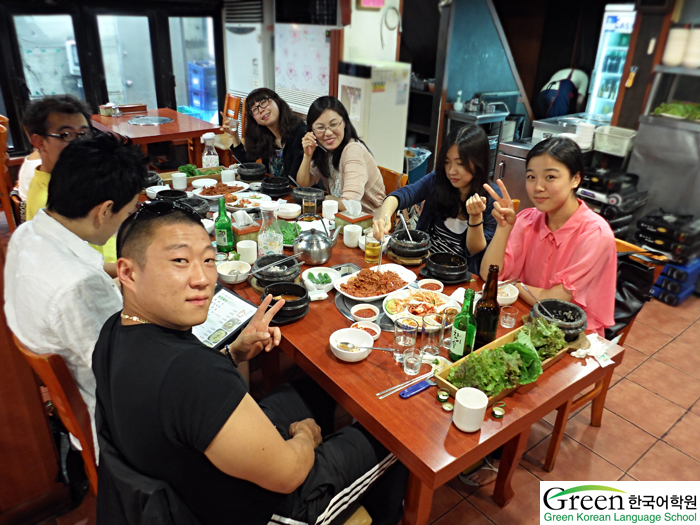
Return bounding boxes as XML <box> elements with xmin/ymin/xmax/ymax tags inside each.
<box><xmin>127</xmin><ymin>116</ymin><xmax>174</xmax><ymax>126</ymax></box>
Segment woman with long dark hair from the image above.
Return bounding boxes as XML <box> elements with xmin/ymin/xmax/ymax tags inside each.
<box><xmin>296</xmin><ymin>96</ymin><xmax>385</xmax><ymax>217</ymax></box>
<box><xmin>222</xmin><ymin>88</ymin><xmax>307</xmax><ymax>181</ymax></box>
<box><xmin>480</xmin><ymin>137</ymin><xmax>616</xmax><ymax>335</ymax></box>
<box><xmin>373</xmin><ymin>125</ymin><xmax>501</xmax><ymax>275</ymax></box>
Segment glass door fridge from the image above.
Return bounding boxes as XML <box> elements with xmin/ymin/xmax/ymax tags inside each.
<box><xmin>586</xmin><ymin>4</ymin><xmax>636</xmax><ymax>120</ymax></box>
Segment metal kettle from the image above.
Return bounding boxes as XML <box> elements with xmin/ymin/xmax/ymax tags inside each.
<box><xmin>465</xmin><ymin>97</ymin><xmax>485</xmax><ymax>113</ymax></box>
<box><xmin>293</xmin><ymin>214</ymin><xmax>341</xmax><ymax>265</ymax></box>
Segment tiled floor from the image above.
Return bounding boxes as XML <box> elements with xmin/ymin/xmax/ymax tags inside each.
<box><xmin>4</xmin><ymin>210</ymin><xmax>699</xmax><ymax>525</ymax></box>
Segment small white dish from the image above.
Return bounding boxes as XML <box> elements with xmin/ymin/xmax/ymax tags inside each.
<box><xmin>279</xmin><ymin>203</ymin><xmax>302</xmax><ymax>220</ymax></box>
<box><xmin>302</xmin><ymin>267</ymin><xmax>341</xmax><ymax>294</ymax></box>
<box><xmin>201</xmin><ymin>218</ymin><xmax>214</xmax><ymax>234</ymax></box>
<box><xmin>482</xmin><ymin>282</ymin><xmax>519</xmax><ymax>306</ymax></box>
<box><xmin>330</xmin><ymin>328</ymin><xmax>373</xmax><ymax>363</ymax></box>
<box><xmin>146</xmin><ymin>185</ymin><xmax>171</xmax><ymax>199</ymax></box>
<box><xmin>217</xmin><ymin>261</ymin><xmax>251</xmax><ymax>284</ymax></box>
<box><xmin>248</xmin><ymin>182</ymin><xmax>262</xmax><ymax>191</ymax></box>
<box><xmin>191</xmin><ymin>178</ymin><xmax>218</xmax><ymax>189</ymax></box>
<box><xmin>350</xmin><ymin>304</ymin><xmax>380</xmax><ymax>323</ymax></box>
<box><xmin>416</xmin><ymin>279</ymin><xmax>444</xmax><ymax>294</ymax></box>
<box><xmin>351</xmin><ymin>321</ymin><xmax>381</xmax><ymax>341</ymax></box>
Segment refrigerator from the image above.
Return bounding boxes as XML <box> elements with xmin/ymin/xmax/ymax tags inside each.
<box><xmin>338</xmin><ymin>61</ymin><xmax>411</xmax><ymax>173</ymax></box>
<box><xmin>586</xmin><ymin>4</ymin><xmax>636</xmax><ymax>119</ymax></box>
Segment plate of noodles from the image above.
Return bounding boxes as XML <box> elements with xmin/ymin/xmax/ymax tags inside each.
<box><xmin>192</xmin><ymin>181</ymin><xmax>249</xmax><ymax>200</ymax></box>
<box><xmin>333</xmin><ymin>263</ymin><xmax>416</xmax><ymax>303</ymax></box>
<box><xmin>382</xmin><ymin>289</ymin><xmax>459</xmax><ymax>323</ymax></box>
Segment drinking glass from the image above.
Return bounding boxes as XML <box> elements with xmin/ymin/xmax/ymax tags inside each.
<box><xmin>302</xmin><ymin>197</ymin><xmax>316</xmax><ymax>219</ymax></box>
<box><xmin>440</xmin><ymin>309</ymin><xmax>458</xmax><ymax>351</ymax></box>
<box><xmin>403</xmin><ymin>347</ymin><xmax>423</xmax><ymax>375</ymax></box>
<box><xmin>500</xmin><ymin>306</ymin><xmax>519</xmax><ymax>329</ymax></box>
<box><xmin>421</xmin><ymin>313</ymin><xmax>443</xmax><ymax>357</ymax></box>
<box><xmin>364</xmin><ymin>233</ymin><xmax>381</xmax><ymax>264</ymax></box>
<box><xmin>394</xmin><ymin>315</ymin><xmax>417</xmax><ymax>362</ymax></box>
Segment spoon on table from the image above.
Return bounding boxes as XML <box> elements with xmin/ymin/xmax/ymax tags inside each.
<box><xmin>337</xmin><ymin>342</ymin><xmax>395</xmax><ymax>353</ymax></box>
<box><xmin>399</xmin><ymin>212</ymin><xmax>413</xmax><ymax>242</ymax></box>
<box><xmin>519</xmin><ymin>282</ymin><xmax>556</xmax><ymax>318</ymax></box>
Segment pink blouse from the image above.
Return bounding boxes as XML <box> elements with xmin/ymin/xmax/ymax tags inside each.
<box><xmin>502</xmin><ymin>200</ymin><xmax>617</xmax><ymax>335</ymax></box>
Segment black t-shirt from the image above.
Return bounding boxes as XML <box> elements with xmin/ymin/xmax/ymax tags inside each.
<box><xmin>92</xmin><ymin>313</ymin><xmax>284</xmax><ymax>525</ymax></box>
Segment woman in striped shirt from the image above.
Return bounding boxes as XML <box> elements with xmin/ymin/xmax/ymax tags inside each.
<box><xmin>373</xmin><ymin>125</ymin><xmax>501</xmax><ymax>275</ymax></box>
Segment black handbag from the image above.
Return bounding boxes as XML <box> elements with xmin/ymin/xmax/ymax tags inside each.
<box><xmin>605</xmin><ymin>250</ymin><xmax>666</xmax><ymax>340</ymax></box>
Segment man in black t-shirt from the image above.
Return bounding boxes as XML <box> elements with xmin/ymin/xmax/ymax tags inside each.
<box><xmin>93</xmin><ymin>202</ymin><xmax>407</xmax><ymax>525</ymax></box>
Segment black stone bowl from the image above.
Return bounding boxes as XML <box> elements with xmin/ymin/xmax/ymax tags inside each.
<box><xmin>389</xmin><ymin>229</ymin><xmax>431</xmax><ymax>258</ymax></box>
<box><xmin>253</xmin><ymin>253</ymin><xmax>301</xmax><ymax>286</ymax></box>
<box><xmin>424</xmin><ymin>252</ymin><xmax>469</xmax><ymax>280</ymax></box>
<box><xmin>238</xmin><ymin>162</ymin><xmax>267</xmax><ymax>182</ymax></box>
<box><xmin>261</xmin><ymin>283</ymin><xmax>309</xmax><ymax>319</ymax></box>
<box><xmin>261</xmin><ymin>177</ymin><xmax>292</xmax><ymax>198</ymax></box>
<box><xmin>530</xmin><ymin>299</ymin><xmax>587</xmax><ymax>342</ymax></box>
<box><xmin>180</xmin><ymin>196</ymin><xmax>209</xmax><ymax>218</ymax></box>
<box><xmin>155</xmin><ymin>190</ymin><xmax>188</xmax><ymax>202</ymax></box>
<box><xmin>144</xmin><ymin>170</ymin><xmax>163</xmax><ymax>188</ymax></box>
<box><xmin>292</xmin><ymin>187</ymin><xmax>325</xmax><ymax>207</ymax></box>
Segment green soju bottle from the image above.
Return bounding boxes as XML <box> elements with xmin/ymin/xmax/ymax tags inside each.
<box><xmin>215</xmin><ymin>197</ymin><xmax>233</xmax><ymax>253</ymax></box>
<box><xmin>449</xmin><ymin>288</ymin><xmax>477</xmax><ymax>362</ymax></box>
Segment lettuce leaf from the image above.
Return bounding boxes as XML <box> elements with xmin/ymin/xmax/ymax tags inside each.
<box><xmin>278</xmin><ymin>220</ymin><xmax>301</xmax><ymax>245</ymax></box>
<box><xmin>503</xmin><ymin>342</ymin><xmax>542</xmax><ymax>384</ymax></box>
<box><xmin>520</xmin><ymin>318</ymin><xmax>567</xmax><ymax>360</ymax></box>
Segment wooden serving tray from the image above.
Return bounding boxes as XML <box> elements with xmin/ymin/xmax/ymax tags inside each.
<box><xmin>434</xmin><ymin>327</ymin><xmax>589</xmax><ymax>405</ymax></box>
<box><xmin>159</xmin><ymin>166</ymin><xmax>227</xmax><ymax>183</ymax></box>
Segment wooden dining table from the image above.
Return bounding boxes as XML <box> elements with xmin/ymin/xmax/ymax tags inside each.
<box><xmin>91</xmin><ymin>108</ymin><xmax>220</xmax><ymax>167</ymax></box>
<box><xmin>225</xmin><ymin>227</ymin><xmax>624</xmax><ymax>525</ymax></box>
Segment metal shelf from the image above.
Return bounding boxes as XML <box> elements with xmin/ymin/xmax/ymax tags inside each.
<box><xmin>639</xmin><ymin>115</ymin><xmax>700</xmax><ymax>133</ymax></box>
<box><xmin>653</xmin><ymin>65</ymin><xmax>700</xmax><ymax>78</ymax></box>
<box><xmin>407</xmin><ymin>122</ymin><xmax>431</xmax><ymax>135</ymax></box>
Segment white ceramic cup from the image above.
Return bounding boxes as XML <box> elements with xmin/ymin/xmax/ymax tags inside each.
<box><xmin>322</xmin><ymin>200</ymin><xmax>339</xmax><ymax>220</ymax></box>
<box><xmin>343</xmin><ymin>224</ymin><xmax>362</xmax><ymax>248</ymax></box>
<box><xmin>453</xmin><ymin>387</ymin><xmax>489</xmax><ymax>433</ymax></box>
<box><xmin>172</xmin><ymin>172</ymin><xmax>187</xmax><ymax>191</ymax></box>
<box><xmin>221</xmin><ymin>169</ymin><xmax>236</xmax><ymax>183</ymax></box>
<box><xmin>237</xmin><ymin>240</ymin><xmax>257</xmax><ymax>264</ymax></box>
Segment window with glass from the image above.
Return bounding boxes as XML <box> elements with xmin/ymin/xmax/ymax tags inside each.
<box><xmin>97</xmin><ymin>15</ymin><xmax>158</xmax><ymax>110</ymax></box>
<box><xmin>13</xmin><ymin>15</ymin><xmax>85</xmax><ymax>102</ymax></box>
<box><xmin>169</xmin><ymin>17</ymin><xmax>218</xmax><ymax>122</ymax></box>
<box><xmin>0</xmin><ymin>88</ymin><xmax>12</xmax><ymax>149</ymax></box>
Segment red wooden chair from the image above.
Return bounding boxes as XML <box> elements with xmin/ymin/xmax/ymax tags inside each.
<box><xmin>12</xmin><ymin>334</ymin><xmax>98</xmax><ymax>496</ymax></box>
<box><xmin>0</xmin><ymin>115</ymin><xmax>17</xmax><ymax>232</ymax></box>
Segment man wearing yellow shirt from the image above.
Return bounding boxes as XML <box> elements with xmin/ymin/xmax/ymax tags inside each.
<box><xmin>23</xmin><ymin>95</ymin><xmax>118</xmax><ymax>274</ymax></box>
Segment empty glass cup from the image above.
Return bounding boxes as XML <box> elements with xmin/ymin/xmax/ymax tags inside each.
<box><xmin>394</xmin><ymin>315</ymin><xmax>418</xmax><ymax>362</ymax></box>
<box><xmin>500</xmin><ymin>306</ymin><xmax>519</xmax><ymax>329</ymax></box>
<box><xmin>422</xmin><ymin>313</ymin><xmax>443</xmax><ymax>357</ymax></box>
<box><xmin>403</xmin><ymin>347</ymin><xmax>424</xmax><ymax>375</ymax></box>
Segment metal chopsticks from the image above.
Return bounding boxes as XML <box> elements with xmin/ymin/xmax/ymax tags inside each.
<box><xmin>250</xmin><ymin>253</ymin><xmax>303</xmax><ymax>276</ymax></box>
<box><xmin>376</xmin><ymin>371</ymin><xmax>434</xmax><ymax>399</ymax></box>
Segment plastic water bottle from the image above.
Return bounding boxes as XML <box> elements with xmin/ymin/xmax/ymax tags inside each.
<box><xmin>202</xmin><ymin>132</ymin><xmax>218</xmax><ymax>168</ymax></box>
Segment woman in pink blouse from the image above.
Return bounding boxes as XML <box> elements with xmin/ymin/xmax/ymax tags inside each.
<box><xmin>480</xmin><ymin>137</ymin><xmax>616</xmax><ymax>336</ymax></box>
<box><xmin>296</xmin><ymin>96</ymin><xmax>385</xmax><ymax>218</ymax></box>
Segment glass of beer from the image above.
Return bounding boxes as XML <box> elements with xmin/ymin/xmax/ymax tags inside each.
<box><xmin>364</xmin><ymin>232</ymin><xmax>381</xmax><ymax>264</ymax></box>
<box><xmin>302</xmin><ymin>198</ymin><xmax>316</xmax><ymax>220</ymax></box>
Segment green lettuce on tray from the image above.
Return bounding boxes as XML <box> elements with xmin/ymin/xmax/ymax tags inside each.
<box><xmin>447</xmin><ymin>319</ymin><xmax>565</xmax><ymax>397</ymax></box>
<box><xmin>653</xmin><ymin>102</ymin><xmax>700</xmax><ymax>120</ymax></box>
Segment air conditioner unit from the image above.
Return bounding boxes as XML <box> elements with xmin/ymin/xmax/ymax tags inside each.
<box><xmin>275</xmin><ymin>0</ymin><xmax>347</xmax><ymax>29</ymax></box>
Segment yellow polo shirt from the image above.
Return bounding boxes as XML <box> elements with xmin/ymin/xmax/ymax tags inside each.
<box><xmin>24</xmin><ymin>167</ymin><xmax>118</xmax><ymax>263</ymax></box>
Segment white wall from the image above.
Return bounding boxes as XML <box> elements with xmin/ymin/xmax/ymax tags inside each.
<box><xmin>342</xmin><ymin>1</ymin><xmax>401</xmax><ymax>63</ymax></box>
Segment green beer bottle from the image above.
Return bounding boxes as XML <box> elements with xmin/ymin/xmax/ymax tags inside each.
<box><xmin>449</xmin><ymin>288</ymin><xmax>477</xmax><ymax>362</ymax></box>
<box><xmin>215</xmin><ymin>197</ymin><xmax>234</xmax><ymax>253</ymax></box>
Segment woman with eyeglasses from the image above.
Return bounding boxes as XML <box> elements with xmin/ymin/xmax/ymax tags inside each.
<box><xmin>372</xmin><ymin>125</ymin><xmax>501</xmax><ymax>275</ymax></box>
<box><xmin>296</xmin><ymin>96</ymin><xmax>386</xmax><ymax>218</ymax></box>
<box><xmin>221</xmin><ymin>88</ymin><xmax>307</xmax><ymax>182</ymax></box>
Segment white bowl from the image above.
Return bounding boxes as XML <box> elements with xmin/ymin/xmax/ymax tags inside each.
<box><xmin>279</xmin><ymin>203</ymin><xmax>302</xmax><ymax>220</ymax></box>
<box><xmin>217</xmin><ymin>261</ymin><xmax>251</xmax><ymax>284</ymax></box>
<box><xmin>416</xmin><ymin>279</ymin><xmax>444</xmax><ymax>294</ymax></box>
<box><xmin>201</xmin><ymin>218</ymin><xmax>214</xmax><ymax>234</ymax></box>
<box><xmin>330</xmin><ymin>328</ymin><xmax>374</xmax><ymax>362</ymax></box>
<box><xmin>350</xmin><ymin>304</ymin><xmax>380</xmax><ymax>323</ymax></box>
<box><xmin>248</xmin><ymin>182</ymin><xmax>262</xmax><ymax>191</ymax></box>
<box><xmin>351</xmin><ymin>321</ymin><xmax>381</xmax><ymax>341</ymax></box>
<box><xmin>191</xmin><ymin>178</ymin><xmax>218</xmax><ymax>189</ymax></box>
<box><xmin>302</xmin><ymin>267</ymin><xmax>341</xmax><ymax>293</ymax></box>
<box><xmin>146</xmin><ymin>185</ymin><xmax>171</xmax><ymax>199</ymax></box>
<box><xmin>482</xmin><ymin>282</ymin><xmax>519</xmax><ymax>306</ymax></box>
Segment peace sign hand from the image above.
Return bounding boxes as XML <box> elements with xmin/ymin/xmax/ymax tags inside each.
<box><xmin>483</xmin><ymin>180</ymin><xmax>516</xmax><ymax>228</ymax></box>
<box><xmin>230</xmin><ymin>294</ymin><xmax>284</xmax><ymax>363</ymax></box>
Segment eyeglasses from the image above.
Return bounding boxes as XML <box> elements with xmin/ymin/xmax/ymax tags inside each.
<box><xmin>116</xmin><ymin>200</ymin><xmax>202</xmax><ymax>257</ymax></box>
<box><xmin>250</xmin><ymin>98</ymin><xmax>271</xmax><ymax>117</ymax></box>
<box><xmin>43</xmin><ymin>130</ymin><xmax>93</xmax><ymax>143</ymax></box>
<box><xmin>312</xmin><ymin>120</ymin><xmax>344</xmax><ymax>137</ymax></box>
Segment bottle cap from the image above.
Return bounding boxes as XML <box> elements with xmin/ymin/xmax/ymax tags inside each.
<box><xmin>492</xmin><ymin>402</ymin><xmax>506</xmax><ymax>419</ymax></box>
<box><xmin>442</xmin><ymin>402</ymin><xmax>454</xmax><ymax>412</ymax></box>
<box><xmin>437</xmin><ymin>389</ymin><xmax>450</xmax><ymax>403</ymax></box>
<box><xmin>259</xmin><ymin>201</ymin><xmax>280</xmax><ymax>211</ymax></box>
<box><xmin>202</xmin><ymin>132</ymin><xmax>216</xmax><ymax>140</ymax></box>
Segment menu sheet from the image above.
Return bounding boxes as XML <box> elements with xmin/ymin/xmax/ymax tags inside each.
<box><xmin>192</xmin><ymin>286</ymin><xmax>258</xmax><ymax>349</ymax></box>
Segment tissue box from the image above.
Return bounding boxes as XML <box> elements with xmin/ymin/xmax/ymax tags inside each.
<box><xmin>233</xmin><ymin>221</ymin><xmax>261</xmax><ymax>245</ymax></box>
<box><xmin>335</xmin><ymin>212</ymin><xmax>373</xmax><ymax>234</ymax></box>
